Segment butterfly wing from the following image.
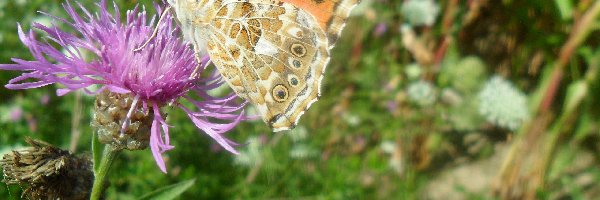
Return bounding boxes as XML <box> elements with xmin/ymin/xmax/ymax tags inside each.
<box><xmin>205</xmin><ymin>0</ymin><xmax>328</xmax><ymax>131</ymax></box>
<box><xmin>281</xmin><ymin>0</ymin><xmax>361</xmax><ymax>48</ymax></box>
<box><xmin>173</xmin><ymin>0</ymin><xmax>359</xmax><ymax>131</ymax></box>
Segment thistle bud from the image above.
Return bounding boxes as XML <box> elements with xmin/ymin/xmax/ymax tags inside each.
<box><xmin>92</xmin><ymin>90</ymin><xmax>155</xmax><ymax>150</ymax></box>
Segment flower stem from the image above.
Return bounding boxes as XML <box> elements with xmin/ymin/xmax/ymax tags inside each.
<box><xmin>537</xmin><ymin>0</ymin><xmax>600</xmax><ymax>113</ymax></box>
<box><xmin>90</xmin><ymin>145</ymin><xmax>121</xmax><ymax>200</ymax></box>
<box><xmin>494</xmin><ymin>2</ymin><xmax>600</xmax><ymax>198</ymax></box>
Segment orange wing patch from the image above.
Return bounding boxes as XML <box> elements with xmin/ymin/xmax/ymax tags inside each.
<box><xmin>281</xmin><ymin>0</ymin><xmax>336</xmax><ymax>30</ymax></box>
<box><xmin>280</xmin><ymin>0</ymin><xmax>360</xmax><ymax>46</ymax></box>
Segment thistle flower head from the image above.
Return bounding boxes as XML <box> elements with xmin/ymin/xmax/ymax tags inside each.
<box><xmin>0</xmin><ymin>1</ymin><xmax>247</xmax><ymax>173</ymax></box>
<box><xmin>478</xmin><ymin>76</ymin><xmax>529</xmax><ymax>130</ymax></box>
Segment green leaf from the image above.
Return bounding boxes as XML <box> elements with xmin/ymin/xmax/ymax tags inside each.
<box><xmin>554</xmin><ymin>0</ymin><xmax>573</xmax><ymax>20</ymax></box>
<box><xmin>573</xmin><ymin>112</ymin><xmax>593</xmax><ymax>142</ymax></box>
<box><xmin>137</xmin><ymin>179</ymin><xmax>196</xmax><ymax>200</ymax></box>
<box><xmin>563</xmin><ymin>80</ymin><xmax>588</xmax><ymax>114</ymax></box>
<box><xmin>92</xmin><ymin>131</ymin><xmax>103</xmax><ymax>173</ymax></box>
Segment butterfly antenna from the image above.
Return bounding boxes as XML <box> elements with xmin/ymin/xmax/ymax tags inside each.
<box><xmin>133</xmin><ymin>6</ymin><xmax>172</xmax><ymax>52</ymax></box>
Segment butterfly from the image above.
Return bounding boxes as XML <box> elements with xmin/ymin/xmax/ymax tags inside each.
<box><xmin>167</xmin><ymin>0</ymin><xmax>360</xmax><ymax>131</ymax></box>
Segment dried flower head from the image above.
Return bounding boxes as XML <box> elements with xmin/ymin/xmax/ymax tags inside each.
<box><xmin>0</xmin><ymin>138</ymin><xmax>93</xmax><ymax>200</ymax></box>
<box><xmin>0</xmin><ymin>1</ymin><xmax>247</xmax><ymax>172</ymax></box>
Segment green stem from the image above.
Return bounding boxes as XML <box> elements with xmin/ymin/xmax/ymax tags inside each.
<box><xmin>536</xmin><ymin>0</ymin><xmax>600</xmax><ymax>113</ymax></box>
<box><xmin>90</xmin><ymin>145</ymin><xmax>121</xmax><ymax>200</ymax></box>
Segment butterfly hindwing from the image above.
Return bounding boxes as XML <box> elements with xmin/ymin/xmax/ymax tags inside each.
<box><xmin>169</xmin><ymin>0</ymin><xmax>359</xmax><ymax>131</ymax></box>
<box><xmin>205</xmin><ymin>0</ymin><xmax>329</xmax><ymax>131</ymax></box>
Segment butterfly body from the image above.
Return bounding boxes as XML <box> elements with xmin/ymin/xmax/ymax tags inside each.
<box><xmin>168</xmin><ymin>0</ymin><xmax>359</xmax><ymax>131</ymax></box>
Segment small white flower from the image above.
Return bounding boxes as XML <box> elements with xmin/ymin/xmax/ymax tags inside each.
<box><xmin>401</xmin><ymin>0</ymin><xmax>440</xmax><ymax>26</ymax></box>
<box><xmin>478</xmin><ymin>76</ymin><xmax>530</xmax><ymax>130</ymax></box>
<box><xmin>380</xmin><ymin>140</ymin><xmax>397</xmax><ymax>154</ymax></box>
<box><xmin>342</xmin><ymin>113</ymin><xmax>361</xmax><ymax>126</ymax></box>
<box><xmin>407</xmin><ymin>80</ymin><xmax>437</xmax><ymax>106</ymax></box>
<box><xmin>379</xmin><ymin>140</ymin><xmax>403</xmax><ymax>174</ymax></box>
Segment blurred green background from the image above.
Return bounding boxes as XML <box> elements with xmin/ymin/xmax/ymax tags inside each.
<box><xmin>2</xmin><ymin>0</ymin><xmax>600</xmax><ymax>199</ymax></box>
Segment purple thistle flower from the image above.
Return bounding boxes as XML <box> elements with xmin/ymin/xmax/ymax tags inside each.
<box><xmin>0</xmin><ymin>1</ymin><xmax>247</xmax><ymax>173</ymax></box>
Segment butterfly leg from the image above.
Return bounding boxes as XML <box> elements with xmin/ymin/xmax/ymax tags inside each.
<box><xmin>189</xmin><ymin>52</ymin><xmax>203</xmax><ymax>79</ymax></box>
<box><xmin>133</xmin><ymin>6</ymin><xmax>172</xmax><ymax>52</ymax></box>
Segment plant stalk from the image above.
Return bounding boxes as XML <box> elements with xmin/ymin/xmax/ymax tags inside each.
<box><xmin>495</xmin><ymin>1</ymin><xmax>600</xmax><ymax>199</ymax></box>
<box><xmin>538</xmin><ymin>0</ymin><xmax>600</xmax><ymax>113</ymax></box>
<box><xmin>90</xmin><ymin>145</ymin><xmax>121</xmax><ymax>200</ymax></box>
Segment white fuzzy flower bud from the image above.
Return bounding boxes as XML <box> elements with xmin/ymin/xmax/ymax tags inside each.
<box><xmin>478</xmin><ymin>76</ymin><xmax>529</xmax><ymax>130</ymax></box>
<box><xmin>401</xmin><ymin>0</ymin><xmax>440</xmax><ymax>26</ymax></box>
